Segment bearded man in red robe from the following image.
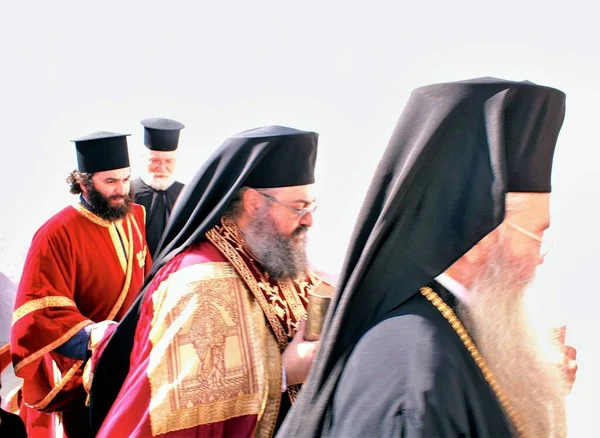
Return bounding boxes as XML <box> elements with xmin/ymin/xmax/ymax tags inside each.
<box><xmin>10</xmin><ymin>131</ymin><xmax>152</xmax><ymax>437</ymax></box>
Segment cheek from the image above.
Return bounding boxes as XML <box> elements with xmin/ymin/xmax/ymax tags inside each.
<box><xmin>504</xmin><ymin>244</ymin><xmax>542</xmax><ymax>281</ymax></box>
<box><xmin>271</xmin><ymin>213</ymin><xmax>296</xmax><ymax>237</ymax></box>
<box><xmin>94</xmin><ymin>183</ymin><xmax>112</xmax><ymax>197</ymax></box>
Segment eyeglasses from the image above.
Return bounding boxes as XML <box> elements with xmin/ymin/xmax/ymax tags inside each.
<box><xmin>504</xmin><ymin>220</ymin><xmax>553</xmax><ymax>256</ymax></box>
<box><xmin>258</xmin><ymin>192</ymin><xmax>319</xmax><ymax>218</ymax></box>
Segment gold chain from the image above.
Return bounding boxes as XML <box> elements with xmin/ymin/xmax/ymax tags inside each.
<box><xmin>420</xmin><ymin>287</ymin><xmax>527</xmax><ymax>438</ymax></box>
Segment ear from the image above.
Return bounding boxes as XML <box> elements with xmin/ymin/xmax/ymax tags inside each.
<box><xmin>242</xmin><ymin>189</ymin><xmax>264</xmax><ymax>218</ymax></box>
<box><xmin>77</xmin><ymin>173</ymin><xmax>88</xmax><ymax>196</ymax></box>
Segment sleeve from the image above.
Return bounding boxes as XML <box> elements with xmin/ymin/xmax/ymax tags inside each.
<box><xmin>10</xmin><ymin>226</ymin><xmax>93</xmax><ymax>381</ymax></box>
<box><xmin>9</xmin><ymin>224</ymin><xmax>96</xmax><ymax>412</ymax></box>
<box><xmin>54</xmin><ymin>325</ymin><xmax>93</xmax><ymax>360</ymax></box>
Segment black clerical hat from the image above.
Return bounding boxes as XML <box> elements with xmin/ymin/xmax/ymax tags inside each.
<box><xmin>89</xmin><ymin>126</ymin><xmax>318</xmax><ymax>433</ymax></box>
<box><xmin>71</xmin><ymin>132</ymin><xmax>131</xmax><ymax>173</ymax></box>
<box><xmin>156</xmin><ymin>125</ymin><xmax>318</xmax><ymax>261</ymax></box>
<box><xmin>141</xmin><ymin>118</ymin><xmax>185</xmax><ymax>151</ymax></box>
<box><xmin>235</xmin><ymin>126</ymin><xmax>318</xmax><ymax>188</ymax></box>
<box><xmin>277</xmin><ymin>78</ymin><xmax>567</xmax><ymax>437</ymax></box>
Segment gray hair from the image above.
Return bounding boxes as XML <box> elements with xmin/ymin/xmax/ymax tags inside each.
<box><xmin>224</xmin><ymin>186</ymin><xmax>280</xmax><ymax>219</ymax></box>
<box><xmin>224</xmin><ymin>186</ymin><xmax>251</xmax><ymax>219</ymax></box>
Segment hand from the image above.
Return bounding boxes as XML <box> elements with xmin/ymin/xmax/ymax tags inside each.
<box><xmin>553</xmin><ymin>326</ymin><xmax>578</xmax><ymax>394</ymax></box>
<box><xmin>88</xmin><ymin>320</ymin><xmax>118</xmax><ymax>353</ymax></box>
<box><xmin>282</xmin><ymin>320</ymin><xmax>320</xmax><ymax>386</ymax></box>
<box><xmin>562</xmin><ymin>344</ymin><xmax>578</xmax><ymax>393</ymax></box>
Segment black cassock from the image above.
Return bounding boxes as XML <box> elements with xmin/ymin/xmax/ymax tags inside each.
<box><xmin>327</xmin><ymin>282</ymin><xmax>514</xmax><ymax>437</ymax></box>
<box><xmin>131</xmin><ymin>178</ymin><xmax>184</xmax><ymax>258</ymax></box>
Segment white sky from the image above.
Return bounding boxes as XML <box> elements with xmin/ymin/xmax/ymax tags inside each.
<box><xmin>1</xmin><ymin>1</ymin><xmax>598</xmax><ymax>434</ymax></box>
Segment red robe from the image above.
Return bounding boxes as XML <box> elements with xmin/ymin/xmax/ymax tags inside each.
<box><xmin>96</xmin><ymin>218</ymin><xmax>322</xmax><ymax>438</ymax></box>
<box><xmin>10</xmin><ymin>202</ymin><xmax>151</xmax><ymax>437</ymax></box>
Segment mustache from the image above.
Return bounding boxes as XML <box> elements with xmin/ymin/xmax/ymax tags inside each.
<box><xmin>292</xmin><ymin>225</ymin><xmax>309</xmax><ymax>238</ymax></box>
<box><xmin>109</xmin><ymin>194</ymin><xmax>130</xmax><ymax>201</ymax></box>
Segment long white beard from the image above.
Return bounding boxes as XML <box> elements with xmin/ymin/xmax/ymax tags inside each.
<box><xmin>457</xmin><ymin>246</ymin><xmax>568</xmax><ymax>438</ymax></box>
<box><xmin>141</xmin><ymin>174</ymin><xmax>175</xmax><ymax>191</ymax></box>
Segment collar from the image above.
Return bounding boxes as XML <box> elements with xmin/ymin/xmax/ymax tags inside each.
<box><xmin>435</xmin><ymin>272</ymin><xmax>470</xmax><ymax>303</ymax></box>
<box><xmin>79</xmin><ymin>194</ymin><xmax>94</xmax><ymax>212</ymax></box>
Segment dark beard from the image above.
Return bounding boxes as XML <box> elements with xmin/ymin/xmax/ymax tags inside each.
<box><xmin>85</xmin><ymin>184</ymin><xmax>133</xmax><ymax>221</ymax></box>
<box><xmin>244</xmin><ymin>207</ymin><xmax>309</xmax><ymax>281</ymax></box>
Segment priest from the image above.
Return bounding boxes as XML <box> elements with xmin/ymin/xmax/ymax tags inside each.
<box><xmin>131</xmin><ymin>117</ymin><xmax>185</xmax><ymax>257</ymax></box>
<box><xmin>279</xmin><ymin>79</ymin><xmax>572</xmax><ymax>437</ymax></box>
<box><xmin>10</xmin><ymin>132</ymin><xmax>151</xmax><ymax>437</ymax></box>
<box><xmin>90</xmin><ymin>126</ymin><xmax>325</xmax><ymax>437</ymax></box>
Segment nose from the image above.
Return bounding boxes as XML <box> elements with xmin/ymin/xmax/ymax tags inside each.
<box><xmin>536</xmin><ymin>253</ymin><xmax>545</xmax><ymax>266</ymax></box>
<box><xmin>299</xmin><ymin>211</ymin><xmax>314</xmax><ymax>228</ymax></box>
<box><xmin>114</xmin><ymin>181</ymin><xmax>128</xmax><ymax>196</ymax></box>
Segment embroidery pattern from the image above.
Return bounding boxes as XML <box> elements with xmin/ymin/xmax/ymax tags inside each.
<box><xmin>206</xmin><ymin>218</ymin><xmax>315</xmax><ymax>346</ymax></box>
<box><xmin>205</xmin><ymin>218</ymin><xmax>318</xmax><ymax>404</ymax></box>
<box><xmin>147</xmin><ymin>263</ymin><xmax>268</xmax><ymax>435</ymax></box>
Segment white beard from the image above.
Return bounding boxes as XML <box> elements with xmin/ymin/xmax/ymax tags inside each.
<box><xmin>141</xmin><ymin>174</ymin><xmax>175</xmax><ymax>191</ymax></box>
<box><xmin>457</xmin><ymin>246</ymin><xmax>568</xmax><ymax>438</ymax></box>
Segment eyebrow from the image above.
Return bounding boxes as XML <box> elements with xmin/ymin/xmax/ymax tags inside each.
<box><xmin>104</xmin><ymin>175</ymin><xmax>131</xmax><ymax>182</ymax></box>
<box><xmin>291</xmin><ymin>197</ymin><xmax>316</xmax><ymax>205</ymax></box>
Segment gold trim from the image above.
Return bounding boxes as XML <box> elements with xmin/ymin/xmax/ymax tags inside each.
<box><xmin>206</xmin><ymin>218</ymin><xmax>318</xmax><ymax>406</ymax></box>
<box><xmin>130</xmin><ymin>214</ymin><xmax>147</xmax><ymax>272</ymax></box>
<box><xmin>5</xmin><ymin>383</ymin><xmax>22</xmax><ymax>414</ymax></box>
<box><xmin>21</xmin><ymin>218</ymin><xmax>133</xmax><ymax>407</ymax></box>
<box><xmin>83</xmin><ymin>359</ymin><xmax>93</xmax><ymax>406</ymax></box>
<box><xmin>109</xmin><ymin>224</ymin><xmax>127</xmax><ymax>274</ymax></box>
<box><xmin>147</xmin><ymin>263</ymin><xmax>267</xmax><ymax>435</ymax></box>
<box><xmin>72</xmin><ymin>202</ymin><xmax>112</xmax><ymax>227</ymax></box>
<box><xmin>206</xmin><ymin>227</ymin><xmax>288</xmax><ymax>351</ymax></box>
<box><xmin>33</xmin><ymin>360</ymin><xmax>84</xmax><ymax>410</ymax></box>
<box><xmin>0</xmin><ymin>343</ymin><xmax>9</xmax><ymax>356</ymax></box>
<box><xmin>13</xmin><ymin>208</ymin><xmax>140</xmax><ymax>411</ymax></box>
<box><xmin>106</xmin><ymin>218</ymin><xmax>135</xmax><ymax>321</ymax></box>
<box><xmin>74</xmin><ymin>202</ymin><xmax>138</xmax><ymax>275</ymax></box>
<box><xmin>279</xmin><ymin>279</ymin><xmax>308</xmax><ymax>326</ymax></box>
<box><xmin>116</xmin><ymin>220</ymin><xmax>130</xmax><ymax>256</ymax></box>
<box><xmin>420</xmin><ymin>287</ymin><xmax>527</xmax><ymax>438</ymax></box>
<box><xmin>254</xmin><ymin>327</ymin><xmax>282</xmax><ymax>438</ymax></box>
<box><xmin>131</xmin><ymin>212</ymin><xmax>144</xmax><ymax>246</ymax></box>
<box><xmin>12</xmin><ymin>297</ymin><xmax>77</xmax><ymax>326</ymax></box>
<box><xmin>13</xmin><ymin>319</ymin><xmax>92</xmax><ymax>374</ymax></box>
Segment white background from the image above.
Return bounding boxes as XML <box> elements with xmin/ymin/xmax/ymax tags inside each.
<box><xmin>0</xmin><ymin>1</ymin><xmax>598</xmax><ymax>435</ymax></box>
